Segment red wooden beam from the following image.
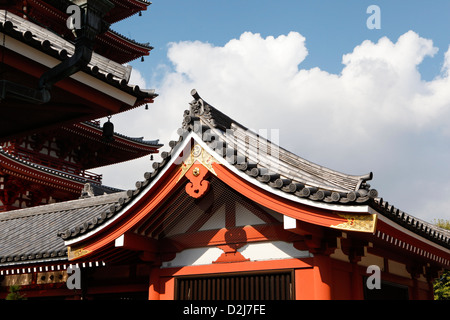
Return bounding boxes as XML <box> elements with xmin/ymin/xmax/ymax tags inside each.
<box><xmin>114</xmin><ymin>232</ymin><xmax>158</xmax><ymax>253</ymax></box>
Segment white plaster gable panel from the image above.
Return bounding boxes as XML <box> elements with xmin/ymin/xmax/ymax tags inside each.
<box><xmin>161</xmin><ymin>247</ymin><xmax>223</xmax><ymax>268</ymax></box>
<box><xmin>198</xmin><ymin>204</ymin><xmax>226</xmax><ymax>231</ymax></box>
<box><xmin>235</xmin><ymin>202</ymin><xmax>266</xmax><ymax>227</ymax></box>
<box><xmin>197</xmin><ymin>202</ymin><xmax>268</xmax><ymax>232</ymax></box>
<box><xmin>238</xmin><ymin>241</ymin><xmax>311</xmax><ymax>261</ymax></box>
<box><xmin>161</xmin><ymin>241</ymin><xmax>311</xmax><ymax>268</ymax></box>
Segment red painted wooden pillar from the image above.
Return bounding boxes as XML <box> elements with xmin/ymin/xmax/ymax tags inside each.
<box><xmin>148</xmin><ymin>266</ymin><xmax>160</xmax><ymax>300</ymax></box>
<box><xmin>313</xmin><ymin>254</ymin><xmax>332</xmax><ymax>299</ymax></box>
<box><xmin>295</xmin><ymin>268</ymin><xmax>314</xmax><ymax>299</ymax></box>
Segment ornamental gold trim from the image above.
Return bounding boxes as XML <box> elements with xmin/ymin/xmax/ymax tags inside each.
<box><xmin>67</xmin><ymin>246</ymin><xmax>90</xmax><ymax>260</ymax></box>
<box><xmin>178</xmin><ymin>144</ymin><xmax>218</xmax><ymax>181</ymax></box>
<box><xmin>330</xmin><ymin>213</ymin><xmax>377</xmax><ymax>233</ymax></box>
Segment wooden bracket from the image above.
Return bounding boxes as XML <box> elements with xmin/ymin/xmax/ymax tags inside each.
<box><xmin>340</xmin><ymin>237</ymin><xmax>368</xmax><ymax>263</ymax></box>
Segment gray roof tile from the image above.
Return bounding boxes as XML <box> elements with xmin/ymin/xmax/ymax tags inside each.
<box><xmin>0</xmin><ymin>191</ymin><xmax>125</xmax><ymax>267</ymax></box>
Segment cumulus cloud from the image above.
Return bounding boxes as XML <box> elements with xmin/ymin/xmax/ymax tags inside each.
<box><xmin>97</xmin><ymin>30</ymin><xmax>450</xmax><ymax>222</ymax></box>
<box><xmin>128</xmin><ymin>66</ymin><xmax>147</xmax><ymax>89</ymax></box>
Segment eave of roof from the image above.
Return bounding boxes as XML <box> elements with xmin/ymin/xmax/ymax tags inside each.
<box><xmin>1</xmin><ymin>90</ymin><xmax>448</xmax><ymax>269</ymax></box>
<box><xmin>106</xmin><ymin>0</ymin><xmax>151</xmax><ymax>24</ymax></box>
<box><xmin>80</xmin><ymin>121</ymin><xmax>162</xmax><ymax>150</ymax></box>
<box><xmin>58</xmin><ymin>90</ymin><xmax>450</xmax><ymax>252</ymax></box>
<box><xmin>0</xmin><ymin>147</ymin><xmax>97</xmax><ymax>187</ymax></box>
<box><xmin>0</xmin><ymin>119</ymin><xmax>162</xmax><ymax>186</ymax></box>
<box><xmin>105</xmin><ymin>28</ymin><xmax>153</xmax><ymax>51</ymax></box>
<box><xmin>0</xmin><ymin>191</ymin><xmax>125</xmax><ymax>268</ymax></box>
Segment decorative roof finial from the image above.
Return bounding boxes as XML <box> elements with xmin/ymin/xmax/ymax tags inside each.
<box><xmin>191</xmin><ymin>89</ymin><xmax>201</xmax><ymax>101</ymax></box>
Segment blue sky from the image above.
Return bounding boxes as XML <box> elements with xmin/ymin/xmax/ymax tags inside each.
<box><xmin>117</xmin><ymin>1</ymin><xmax>450</xmax><ymax>81</ymax></box>
<box><xmin>98</xmin><ymin>1</ymin><xmax>450</xmax><ymax>224</ymax></box>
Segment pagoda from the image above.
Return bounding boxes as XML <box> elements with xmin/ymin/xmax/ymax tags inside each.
<box><xmin>0</xmin><ymin>0</ymin><xmax>161</xmax><ymax>211</ymax></box>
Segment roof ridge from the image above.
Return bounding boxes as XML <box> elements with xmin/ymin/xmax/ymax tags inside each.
<box><xmin>183</xmin><ymin>89</ymin><xmax>373</xmax><ymax>192</ymax></box>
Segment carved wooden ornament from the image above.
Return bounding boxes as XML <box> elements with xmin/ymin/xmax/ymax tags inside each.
<box><xmin>179</xmin><ymin>144</ymin><xmax>217</xmax><ymax>198</ymax></box>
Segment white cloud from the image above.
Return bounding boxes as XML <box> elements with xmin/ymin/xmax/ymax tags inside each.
<box><xmin>128</xmin><ymin>66</ymin><xmax>147</xmax><ymax>89</ymax></box>
<box><xmin>96</xmin><ymin>30</ymin><xmax>450</xmax><ymax>222</ymax></box>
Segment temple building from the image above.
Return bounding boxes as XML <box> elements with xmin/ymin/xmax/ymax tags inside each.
<box><xmin>0</xmin><ymin>0</ymin><xmax>161</xmax><ymax>211</ymax></box>
<box><xmin>0</xmin><ymin>90</ymin><xmax>449</xmax><ymax>300</ymax></box>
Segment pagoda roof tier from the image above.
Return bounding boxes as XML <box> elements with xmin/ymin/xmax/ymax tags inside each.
<box><xmin>0</xmin><ymin>11</ymin><xmax>157</xmax><ymax>142</ymax></box>
<box><xmin>0</xmin><ymin>90</ymin><xmax>448</xmax><ymax>273</ymax></box>
<box><xmin>95</xmin><ymin>29</ymin><xmax>153</xmax><ymax>64</ymax></box>
<box><xmin>4</xmin><ymin>1</ymin><xmax>153</xmax><ymax>64</ymax></box>
<box><xmin>0</xmin><ymin>145</ymin><xmax>101</xmax><ymax>193</ymax></box>
<box><xmin>0</xmin><ymin>120</ymin><xmax>161</xmax><ymax>185</ymax></box>
<box><xmin>61</xmin><ymin>120</ymin><xmax>163</xmax><ymax>170</ymax></box>
<box><xmin>1</xmin><ymin>10</ymin><xmax>137</xmax><ymax>83</ymax></box>
<box><xmin>28</xmin><ymin>0</ymin><xmax>151</xmax><ymax>24</ymax></box>
<box><xmin>106</xmin><ymin>0</ymin><xmax>151</xmax><ymax>24</ymax></box>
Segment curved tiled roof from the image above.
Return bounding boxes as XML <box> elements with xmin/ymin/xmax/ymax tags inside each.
<box><xmin>0</xmin><ymin>90</ymin><xmax>448</xmax><ymax>270</ymax></box>
<box><xmin>0</xmin><ymin>146</ymin><xmax>96</xmax><ymax>185</ymax></box>
<box><xmin>56</xmin><ymin>90</ymin><xmax>450</xmax><ymax>252</ymax></box>
<box><xmin>81</xmin><ymin>121</ymin><xmax>162</xmax><ymax>149</ymax></box>
<box><xmin>106</xmin><ymin>0</ymin><xmax>151</xmax><ymax>24</ymax></box>
<box><xmin>95</xmin><ymin>28</ymin><xmax>153</xmax><ymax>65</ymax></box>
<box><xmin>0</xmin><ymin>192</ymin><xmax>125</xmax><ymax>268</ymax></box>
<box><xmin>0</xmin><ymin>120</ymin><xmax>162</xmax><ymax>186</ymax></box>
<box><xmin>183</xmin><ymin>90</ymin><xmax>376</xmax><ymax>199</ymax></box>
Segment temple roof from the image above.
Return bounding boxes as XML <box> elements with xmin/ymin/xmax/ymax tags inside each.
<box><xmin>183</xmin><ymin>91</ymin><xmax>375</xmax><ymax>196</ymax></box>
<box><xmin>35</xmin><ymin>0</ymin><xmax>152</xmax><ymax>25</ymax></box>
<box><xmin>96</xmin><ymin>28</ymin><xmax>153</xmax><ymax>64</ymax></box>
<box><xmin>0</xmin><ymin>191</ymin><xmax>125</xmax><ymax>268</ymax></box>
<box><xmin>0</xmin><ymin>119</ymin><xmax>160</xmax><ymax>212</ymax></box>
<box><xmin>1</xmin><ymin>90</ymin><xmax>449</xmax><ymax>270</ymax></box>
<box><xmin>0</xmin><ymin>146</ymin><xmax>99</xmax><ymax>185</ymax></box>
<box><xmin>13</xmin><ymin>0</ymin><xmax>154</xmax><ymax>64</ymax></box>
<box><xmin>106</xmin><ymin>0</ymin><xmax>152</xmax><ymax>24</ymax></box>
<box><xmin>65</xmin><ymin>121</ymin><xmax>162</xmax><ymax>170</ymax></box>
<box><xmin>0</xmin><ymin>120</ymin><xmax>162</xmax><ymax>185</ymax></box>
<box><xmin>57</xmin><ymin>90</ymin><xmax>449</xmax><ymax>246</ymax></box>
